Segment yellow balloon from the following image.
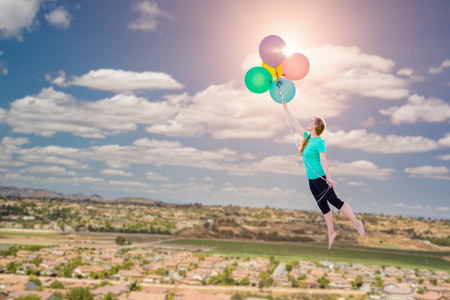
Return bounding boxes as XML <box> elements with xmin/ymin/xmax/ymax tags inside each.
<box><xmin>262</xmin><ymin>62</ymin><xmax>282</xmax><ymax>79</ymax></box>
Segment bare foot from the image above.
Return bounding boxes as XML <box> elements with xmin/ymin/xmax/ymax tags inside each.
<box><xmin>356</xmin><ymin>221</ymin><xmax>365</xmax><ymax>239</ymax></box>
<box><xmin>328</xmin><ymin>232</ymin><xmax>337</xmax><ymax>250</ymax></box>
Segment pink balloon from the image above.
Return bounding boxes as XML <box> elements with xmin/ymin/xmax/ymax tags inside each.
<box><xmin>259</xmin><ymin>35</ymin><xmax>286</xmax><ymax>68</ymax></box>
<box><xmin>282</xmin><ymin>53</ymin><xmax>310</xmax><ymax>81</ymax></box>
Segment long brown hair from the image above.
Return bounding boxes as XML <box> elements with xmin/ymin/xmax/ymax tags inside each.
<box><xmin>299</xmin><ymin>117</ymin><xmax>326</xmax><ymax>155</ymax></box>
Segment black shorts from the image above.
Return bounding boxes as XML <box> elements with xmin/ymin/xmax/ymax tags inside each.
<box><xmin>309</xmin><ymin>176</ymin><xmax>344</xmax><ymax>214</ymax></box>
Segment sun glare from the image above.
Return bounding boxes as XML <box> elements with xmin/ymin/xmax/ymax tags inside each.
<box><xmin>283</xmin><ymin>47</ymin><xmax>294</xmax><ymax>56</ymax></box>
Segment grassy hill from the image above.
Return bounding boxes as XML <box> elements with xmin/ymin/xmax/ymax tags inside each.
<box><xmin>164</xmin><ymin>239</ymin><xmax>450</xmax><ymax>272</ymax></box>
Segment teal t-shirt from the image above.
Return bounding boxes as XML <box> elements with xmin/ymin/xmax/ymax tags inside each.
<box><xmin>302</xmin><ymin>131</ymin><xmax>326</xmax><ymax>179</ymax></box>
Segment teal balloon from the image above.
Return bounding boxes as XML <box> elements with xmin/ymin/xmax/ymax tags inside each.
<box><xmin>270</xmin><ymin>78</ymin><xmax>296</xmax><ymax>103</ymax></box>
<box><xmin>245</xmin><ymin>67</ymin><xmax>273</xmax><ymax>93</ymax></box>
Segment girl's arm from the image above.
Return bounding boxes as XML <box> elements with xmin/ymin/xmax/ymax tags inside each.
<box><xmin>319</xmin><ymin>152</ymin><xmax>337</xmax><ymax>188</ymax></box>
<box><xmin>282</xmin><ymin>101</ymin><xmax>306</xmax><ymax>136</ymax></box>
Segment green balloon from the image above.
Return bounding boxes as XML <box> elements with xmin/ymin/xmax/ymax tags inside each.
<box><xmin>245</xmin><ymin>67</ymin><xmax>273</xmax><ymax>93</ymax></box>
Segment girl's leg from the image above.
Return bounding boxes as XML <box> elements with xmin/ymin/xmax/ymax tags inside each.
<box><xmin>323</xmin><ymin>211</ymin><xmax>337</xmax><ymax>249</ymax></box>
<box><xmin>340</xmin><ymin>203</ymin><xmax>365</xmax><ymax>239</ymax></box>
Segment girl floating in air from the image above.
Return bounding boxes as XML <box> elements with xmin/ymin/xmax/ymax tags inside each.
<box><xmin>282</xmin><ymin>100</ymin><xmax>365</xmax><ymax>249</ymax></box>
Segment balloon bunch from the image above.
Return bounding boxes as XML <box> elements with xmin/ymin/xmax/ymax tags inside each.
<box><xmin>244</xmin><ymin>35</ymin><xmax>310</xmax><ymax>103</ymax></box>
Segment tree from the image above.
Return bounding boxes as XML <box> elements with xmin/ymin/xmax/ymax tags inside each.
<box><xmin>115</xmin><ymin>236</ymin><xmax>126</xmax><ymax>245</ymax></box>
<box><xmin>49</xmin><ymin>280</ymin><xmax>65</xmax><ymax>289</ymax></box>
<box><xmin>240</xmin><ymin>277</ymin><xmax>250</xmax><ymax>286</ymax></box>
<box><xmin>66</xmin><ymin>287</ymin><xmax>94</xmax><ymax>300</ymax></box>
<box><xmin>6</xmin><ymin>261</ymin><xmax>17</xmax><ymax>273</ymax></box>
<box><xmin>104</xmin><ymin>292</ymin><xmax>119</xmax><ymax>300</ymax></box>
<box><xmin>258</xmin><ymin>271</ymin><xmax>273</xmax><ymax>290</ymax></box>
<box><xmin>58</xmin><ymin>221</ymin><xmax>65</xmax><ymax>231</ymax></box>
<box><xmin>28</xmin><ymin>274</ymin><xmax>41</xmax><ymax>287</ymax></box>
<box><xmin>375</xmin><ymin>276</ymin><xmax>383</xmax><ymax>288</ymax></box>
<box><xmin>285</xmin><ymin>264</ymin><xmax>293</xmax><ymax>272</ymax></box>
<box><xmin>231</xmin><ymin>293</ymin><xmax>244</xmax><ymax>300</ymax></box>
<box><xmin>317</xmin><ymin>276</ymin><xmax>330</xmax><ymax>289</ymax></box>
<box><xmin>128</xmin><ymin>280</ymin><xmax>141</xmax><ymax>292</ymax></box>
<box><xmin>15</xmin><ymin>295</ymin><xmax>41</xmax><ymax>300</ymax></box>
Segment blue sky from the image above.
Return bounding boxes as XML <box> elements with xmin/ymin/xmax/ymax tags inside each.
<box><xmin>0</xmin><ymin>0</ymin><xmax>449</xmax><ymax>218</ymax></box>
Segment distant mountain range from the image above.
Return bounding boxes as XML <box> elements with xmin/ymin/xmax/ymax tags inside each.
<box><xmin>0</xmin><ymin>186</ymin><xmax>189</xmax><ymax>208</ymax></box>
<box><xmin>0</xmin><ymin>185</ymin><xmax>102</xmax><ymax>201</ymax></box>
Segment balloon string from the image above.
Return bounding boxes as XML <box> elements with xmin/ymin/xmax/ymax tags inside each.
<box><xmin>279</xmin><ymin>80</ymin><xmax>330</xmax><ymax>215</ymax></box>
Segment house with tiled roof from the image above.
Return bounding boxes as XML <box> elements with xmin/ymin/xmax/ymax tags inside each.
<box><xmin>310</xmin><ymin>268</ymin><xmax>326</xmax><ymax>278</ymax></box>
<box><xmin>73</xmin><ymin>265</ymin><xmax>105</xmax><ymax>278</ymax></box>
<box><xmin>424</xmin><ymin>285</ymin><xmax>450</xmax><ymax>296</ymax></box>
<box><xmin>127</xmin><ymin>291</ymin><xmax>166</xmax><ymax>300</ymax></box>
<box><xmin>412</xmin><ymin>292</ymin><xmax>450</xmax><ymax>300</ymax></box>
<box><xmin>300</xmin><ymin>277</ymin><xmax>319</xmax><ymax>289</ymax></box>
<box><xmin>91</xmin><ymin>282</ymin><xmax>128</xmax><ymax>298</ymax></box>
<box><xmin>6</xmin><ymin>290</ymin><xmax>56</xmax><ymax>300</ymax></box>
<box><xmin>383</xmin><ymin>283</ymin><xmax>413</xmax><ymax>300</ymax></box>
<box><xmin>329</xmin><ymin>277</ymin><xmax>352</xmax><ymax>289</ymax></box>
<box><xmin>117</xmin><ymin>270</ymin><xmax>145</xmax><ymax>281</ymax></box>
<box><xmin>143</xmin><ymin>274</ymin><xmax>163</xmax><ymax>284</ymax></box>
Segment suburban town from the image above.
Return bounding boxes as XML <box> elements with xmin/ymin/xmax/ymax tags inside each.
<box><xmin>0</xmin><ymin>193</ymin><xmax>449</xmax><ymax>299</ymax></box>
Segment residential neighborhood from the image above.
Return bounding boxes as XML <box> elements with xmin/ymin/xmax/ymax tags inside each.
<box><xmin>0</xmin><ymin>242</ymin><xmax>449</xmax><ymax>300</ymax></box>
<box><xmin>0</xmin><ymin>196</ymin><xmax>449</xmax><ymax>299</ymax></box>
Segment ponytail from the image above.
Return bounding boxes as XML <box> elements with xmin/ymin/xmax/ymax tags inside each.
<box><xmin>299</xmin><ymin>134</ymin><xmax>311</xmax><ymax>156</ymax></box>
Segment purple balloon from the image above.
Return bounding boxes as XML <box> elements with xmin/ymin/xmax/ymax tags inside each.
<box><xmin>259</xmin><ymin>35</ymin><xmax>286</xmax><ymax>68</ymax></box>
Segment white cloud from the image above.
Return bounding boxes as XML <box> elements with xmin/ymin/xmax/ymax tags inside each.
<box><xmin>101</xmin><ymin>169</ymin><xmax>133</xmax><ymax>177</ymax></box>
<box><xmin>396</xmin><ymin>68</ymin><xmax>424</xmax><ymax>82</ymax></box>
<box><xmin>347</xmin><ymin>181</ymin><xmax>365</xmax><ymax>186</ymax></box>
<box><xmin>0</xmin><ymin>61</ymin><xmax>7</xmax><ymax>75</ymax></box>
<box><xmin>227</xmin><ymin>155</ymin><xmax>304</xmax><ymax>176</ymax></box>
<box><xmin>395</xmin><ymin>203</ymin><xmax>404</xmax><ymax>207</ymax></box>
<box><xmin>429</xmin><ymin>59</ymin><xmax>450</xmax><ymax>74</ymax></box>
<box><xmin>108</xmin><ymin>180</ymin><xmax>150</xmax><ymax>188</ymax></box>
<box><xmin>323</xmin><ymin>129</ymin><xmax>441</xmax><ymax>154</ymax></box>
<box><xmin>404</xmin><ymin>165</ymin><xmax>450</xmax><ymax>180</ymax></box>
<box><xmin>46</xmin><ymin>71</ymin><xmax>67</xmax><ymax>87</ymax></box>
<box><xmin>5</xmin><ymin>87</ymin><xmax>178</xmax><ymax>138</ymax></box>
<box><xmin>397</xmin><ymin>68</ymin><xmax>414</xmax><ymax>77</ymax></box>
<box><xmin>0</xmin><ymin>137</ymin><xmax>29</xmax><ymax>167</ymax></box>
<box><xmin>146</xmin><ymin>82</ymin><xmax>347</xmax><ymax>139</ymax></box>
<box><xmin>436</xmin><ymin>154</ymin><xmax>450</xmax><ymax>161</ymax></box>
<box><xmin>360</xmin><ymin>117</ymin><xmax>376</xmax><ymax>128</ymax></box>
<box><xmin>45</xmin><ymin>6</ymin><xmax>71</xmax><ymax>29</ymax></box>
<box><xmin>279</xmin><ymin>129</ymin><xmax>443</xmax><ymax>154</ymax></box>
<box><xmin>330</xmin><ymin>160</ymin><xmax>395</xmax><ymax>180</ymax></box>
<box><xmin>19</xmin><ymin>153</ymin><xmax>90</xmax><ymax>170</ymax></box>
<box><xmin>437</xmin><ymin>207</ymin><xmax>449</xmax><ymax>211</ymax></box>
<box><xmin>65</xmin><ymin>69</ymin><xmax>183</xmax><ymax>93</ymax></box>
<box><xmin>0</xmin><ymin>0</ymin><xmax>41</xmax><ymax>41</ymax></box>
<box><xmin>21</xmin><ymin>165</ymin><xmax>76</xmax><ymax>176</ymax></box>
<box><xmin>438</xmin><ymin>133</ymin><xmax>450</xmax><ymax>148</ymax></box>
<box><xmin>6</xmin><ymin>138</ymin><xmax>397</xmax><ymax>181</ymax></box>
<box><xmin>128</xmin><ymin>0</ymin><xmax>173</xmax><ymax>31</ymax></box>
<box><xmin>160</xmin><ymin>181</ymin><xmax>214</xmax><ymax>196</ymax></box>
<box><xmin>2</xmin><ymin>137</ymin><xmax>30</xmax><ymax>146</ymax></box>
<box><xmin>380</xmin><ymin>94</ymin><xmax>450</xmax><ymax>125</ymax></box>
<box><xmin>220</xmin><ymin>185</ymin><xmax>302</xmax><ymax>199</ymax></box>
<box><xmin>146</xmin><ymin>171</ymin><xmax>169</xmax><ymax>181</ymax></box>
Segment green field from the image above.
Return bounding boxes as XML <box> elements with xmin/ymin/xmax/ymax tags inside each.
<box><xmin>165</xmin><ymin>239</ymin><xmax>450</xmax><ymax>272</ymax></box>
<box><xmin>0</xmin><ymin>231</ymin><xmax>63</xmax><ymax>238</ymax></box>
